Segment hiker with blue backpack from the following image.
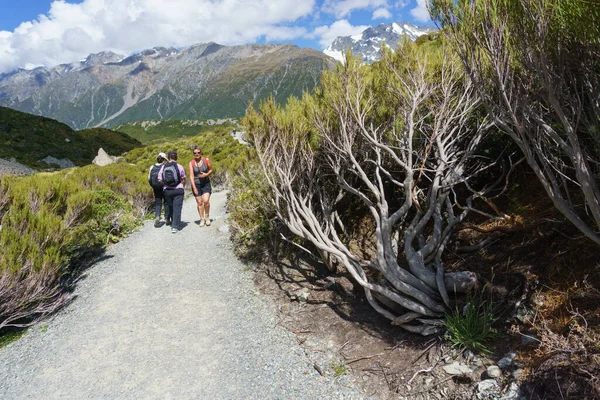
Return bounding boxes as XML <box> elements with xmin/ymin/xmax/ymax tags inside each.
<box><xmin>148</xmin><ymin>152</ymin><xmax>169</xmax><ymax>227</ymax></box>
<box><xmin>158</xmin><ymin>151</ymin><xmax>186</xmax><ymax>234</ymax></box>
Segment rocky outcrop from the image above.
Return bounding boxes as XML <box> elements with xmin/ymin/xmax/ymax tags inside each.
<box><xmin>41</xmin><ymin>156</ymin><xmax>75</xmax><ymax>169</ymax></box>
<box><xmin>92</xmin><ymin>148</ymin><xmax>119</xmax><ymax>166</ymax></box>
<box><xmin>0</xmin><ymin>157</ymin><xmax>36</xmax><ymax>176</ymax></box>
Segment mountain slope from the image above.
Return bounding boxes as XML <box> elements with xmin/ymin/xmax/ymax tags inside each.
<box><xmin>0</xmin><ymin>106</ymin><xmax>141</xmax><ymax>168</ymax></box>
<box><xmin>0</xmin><ymin>43</ymin><xmax>335</xmax><ymax>130</ymax></box>
<box><xmin>324</xmin><ymin>22</ymin><xmax>435</xmax><ymax>63</ymax></box>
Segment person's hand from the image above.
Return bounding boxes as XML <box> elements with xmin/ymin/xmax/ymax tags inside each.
<box><xmin>193</xmin><ymin>188</ymin><xmax>198</xmax><ymax>196</ymax></box>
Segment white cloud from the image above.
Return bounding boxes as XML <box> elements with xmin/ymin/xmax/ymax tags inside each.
<box><xmin>311</xmin><ymin>19</ymin><xmax>369</xmax><ymax>49</ymax></box>
<box><xmin>410</xmin><ymin>0</ymin><xmax>431</xmax><ymax>22</ymax></box>
<box><xmin>0</xmin><ymin>0</ymin><xmax>317</xmax><ymax>73</ymax></box>
<box><xmin>372</xmin><ymin>8</ymin><xmax>391</xmax><ymax>19</ymax></box>
<box><xmin>322</xmin><ymin>0</ymin><xmax>388</xmax><ymax>18</ymax></box>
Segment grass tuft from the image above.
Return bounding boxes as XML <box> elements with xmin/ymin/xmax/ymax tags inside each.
<box><xmin>444</xmin><ymin>299</ymin><xmax>498</xmax><ymax>354</ymax></box>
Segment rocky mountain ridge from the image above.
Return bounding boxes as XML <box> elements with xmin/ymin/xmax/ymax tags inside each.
<box><xmin>0</xmin><ymin>43</ymin><xmax>334</xmax><ymax>130</ymax></box>
<box><xmin>324</xmin><ymin>22</ymin><xmax>435</xmax><ymax>63</ymax></box>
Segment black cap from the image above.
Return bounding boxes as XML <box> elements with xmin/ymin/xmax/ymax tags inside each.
<box><xmin>167</xmin><ymin>151</ymin><xmax>177</xmax><ymax>160</ymax></box>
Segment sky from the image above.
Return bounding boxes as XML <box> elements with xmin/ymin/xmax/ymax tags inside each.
<box><xmin>0</xmin><ymin>0</ymin><xmax>433</xmax><ymax>74</ymax></box>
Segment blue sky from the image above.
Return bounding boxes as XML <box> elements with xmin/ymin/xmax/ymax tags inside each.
<box><xmin>0</xmin><ymin>0</ymin><xmax>433</xmax><ymax>73</ymax></box>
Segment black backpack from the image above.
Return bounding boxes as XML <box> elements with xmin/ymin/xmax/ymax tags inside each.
<box><xmin>162</xmin><ymin>162</ymin><xmax>181</xmax><ymax>186</ymax></box>
<box><xmin>149</xmin><ymin>164</ymin><xmax>163</xmax><ymax>189</ymax></box>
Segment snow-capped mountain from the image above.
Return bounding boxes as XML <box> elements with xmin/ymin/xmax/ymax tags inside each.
<box><xmin>324</xmin><ymin>22</ymin><xmax>435</xmax><ymax>63</ymax></box>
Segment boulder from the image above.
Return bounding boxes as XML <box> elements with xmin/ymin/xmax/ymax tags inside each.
<box><xmin>92</xmin><ymin>148</ymin><xmax>118</xmax><ymax>166</ymax></box>
<box><xmin>41</xmin><ymin>156</ymin><xmax>75</xmax><ymax>169</ymax></box>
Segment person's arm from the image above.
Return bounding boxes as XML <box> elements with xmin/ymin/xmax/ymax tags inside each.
<box><xmin>179</xmin><ymin>164</ymin><xmax>186</xmax><ymax>185</ymax></box>
<box><xmin>148</xmin><ymin>165</ymin><xmax>153</xmax><ymax>182</ymax></box>
<box><xmin>202</xmin><ymin>158</ymin><xmax>213</xmax><ymax>178</ymax></box>
<box><xmin>189</xmin><ymin>161</ymin><xmax>196</xmax><ymax>193</ymax></box>
<box><xmin>157</xmin><ymin>166</ymin><xmax>164</xmax><ymax>183</ymax></box>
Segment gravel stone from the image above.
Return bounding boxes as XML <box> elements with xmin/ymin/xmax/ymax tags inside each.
<box><xmin>486</xmin><ymin>365</ymin><xmax>502</xmax><ymax>378</ymax></box>
<box><xmin>0</xmin><ymin>191</ymin><xmax>366</xmax><ymax>399</ymax></box>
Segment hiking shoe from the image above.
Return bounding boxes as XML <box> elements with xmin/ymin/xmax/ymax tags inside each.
<box><xmin>171</xmin><ymin>227</ymin><xmax>179</xmax><ymax>234</ymax></box>
<box><xmin>205</xmin><ymin>218</ymin><xmax>211</xmax><ymax>226</ymax></box>
<box><xmin>154</xmin><ymin>218</ymin><xmax>161</xmax><ymax>228</ymax></box>
<box><xmin>166</xmin><ymin>218</ymin><xmax>172</xmax><ymax>226</ymax></box>
<box><xmin>199</xmin><ymin>219</ymin><xmax>206</xmax><ymax>227</ymax></box>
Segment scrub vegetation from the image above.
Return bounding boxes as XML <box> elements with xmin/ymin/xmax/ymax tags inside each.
<box><xmin>0</xmin><ymin>121</ymin><xmax>248</xmax><ymax>333</ymax></box>
<box><xmin>228</xmin><ymin>1</ymin><xmax>600</xmax><ymax>397</ymax></box>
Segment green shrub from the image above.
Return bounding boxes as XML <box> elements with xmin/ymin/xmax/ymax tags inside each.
<box><xmin>444</xmin><ymin>299</ymin><xmax>498</xmax><ymax>354</ymax></box>
<box><xmin>0</xmin><ymin>163</ymin><xmax>153</xmax><ymax>331</ymax></box>
<box><xmin>227</xmin><ymin>162</ymin><xmax>281</xmax><ymax>261</ymax></box>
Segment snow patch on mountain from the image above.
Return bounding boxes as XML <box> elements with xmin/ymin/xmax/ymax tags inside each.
<box><xmin>324</xmin><ymin>22</ymin><xmax>435</xmax><ymax>64</ymax></box>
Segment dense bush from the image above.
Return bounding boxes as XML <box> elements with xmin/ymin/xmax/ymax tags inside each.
<box><xmin>0</xmin><ymin>163</ymin><xmax>152</xmax><ymax>330</ymax></box>
<box><xmin>227</xmin><ymin>161</ymin><xmax>282</xmax><ymax>261</ymax></box>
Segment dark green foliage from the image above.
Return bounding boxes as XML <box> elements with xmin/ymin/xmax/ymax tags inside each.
<box><xmin>444</xmin><ymin>300</ymin><xmax>498</xmax><ymax>354</ymax></box>
<box><xmin>0</xmin><ymin>106</ymin><xmax>141</xmax><ymax>168</ymax></box>
<box><xmin>0</xmin><ymin>329</ymin><xmax>26</xmax><ymax>348</ymax></box>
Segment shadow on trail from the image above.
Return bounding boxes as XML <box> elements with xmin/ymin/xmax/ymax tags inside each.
<box><xmin>266</xmin><ymin>254</ymin><xmax>423</xmax><ymax>348</ymax></box>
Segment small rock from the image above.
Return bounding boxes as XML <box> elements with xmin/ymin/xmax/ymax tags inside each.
<box><xmin>463</xmin><ymin>350</ymin><xmax>475</xmax><ymax>361</ymax></box>
<box><xmin>442</xmin><ymin>362</ymin><xmax>472</xmax><ymax>376</ymax></box>
<box><xmin>476</xmin><ymin>379</ymin><xmax>498</xmax><ymax>397</ymax></box>
<box><xmin>487</xmin><ymin>365</ymin><xmax>502</xmax><ymax>378</ymax></box>
<box><xmin>425</xmin><ymin>378</ymin><xmax>433</xmax><ymax>386</ymax></box>
<box><xmin>65</xmin><ymin>138</ymin><xmax>71</xmax><ymax>143</ymax></box>
<box><xmin>497</xmin><ymin>352</ymin><xmax>517</xmax><ymax>369</ymax></box>
<box><xmin>292</xmin><ymin>288</ymin><xmax>310</xmax><ymax>302</ymax></box>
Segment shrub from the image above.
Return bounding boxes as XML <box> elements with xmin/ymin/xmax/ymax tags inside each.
<box><xmin>0</xmin><ymin>163</ymin><xmax>153</xmax><ymax>331</ymax></box>
<box><xmin>227</xmin><ymin>161</ymin><xmax>286</xmax><ymax>261</ymax></box>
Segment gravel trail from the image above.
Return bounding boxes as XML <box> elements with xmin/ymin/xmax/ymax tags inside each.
<box><xmin>0</xmin><ymin>191</ymin><xmax>366</xmax><ymax>399</ymax></box>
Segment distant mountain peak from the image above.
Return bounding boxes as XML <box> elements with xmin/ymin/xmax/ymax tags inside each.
<box><xmin>324</xmin><ymin>22</ymin><xmax>435</xmax><ymax>63</ymax></box>
<box><xmin>0</xmin><ymin>42</ymin><xmax>335</xmax><ymax>130</ymax></box>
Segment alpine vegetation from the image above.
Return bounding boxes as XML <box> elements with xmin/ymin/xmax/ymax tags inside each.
<box><xmin>244</xmin><ymin>41</ymin><xmax>499</xmax><ymax>335</ymax></box>
<box><xmin>430</xmin><ymin>0</ymin><xmax>600</xmax><ymax>246</ymax></box>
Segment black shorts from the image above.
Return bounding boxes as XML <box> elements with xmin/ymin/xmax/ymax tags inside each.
<box><xmin>194</xmin><ymin>181</ymin><xmax>212</xmax><ymax>196</ymax></box>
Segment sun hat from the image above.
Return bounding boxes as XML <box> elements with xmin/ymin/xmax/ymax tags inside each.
<box><xmin>158</xmin><ymin>152</ymin><xmax>167</xmax><ymax>159</ymax></box>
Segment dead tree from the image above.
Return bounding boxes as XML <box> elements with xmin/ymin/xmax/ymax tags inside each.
<box><xmin>248</xmin><ymin>45</ymin><xmax>495</xmax><ymax>335</ymax></box>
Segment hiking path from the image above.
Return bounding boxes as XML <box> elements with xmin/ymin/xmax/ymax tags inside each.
<box><xmin>0</xmin><ymin>191</ymin><xmax>365</xmax><ymax>399</ymax></box>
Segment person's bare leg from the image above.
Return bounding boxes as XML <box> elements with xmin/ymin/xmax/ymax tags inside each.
<box><xmin>196</xmin><ymin>196</ymin><xmax>205</xmax><ymax>225</ymax></box>
<box><xmin>203</xmin><ymin>193</ymin><xmax>211</xmax><ymax>226</ymax></box>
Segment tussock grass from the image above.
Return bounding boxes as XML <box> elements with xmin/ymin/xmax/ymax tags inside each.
<box><xmin>444</xmin><ymin>300</ymin><xmax>498</xmax><ymax>354</ymax></box>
